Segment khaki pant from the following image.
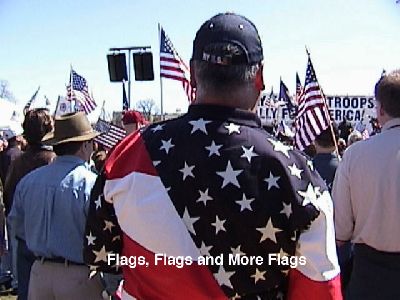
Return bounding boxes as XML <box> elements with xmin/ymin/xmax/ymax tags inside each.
<box><xmin>28</xmin><ymin>260</ymin><xmax>103</xmax><ymax>300</ymax></box>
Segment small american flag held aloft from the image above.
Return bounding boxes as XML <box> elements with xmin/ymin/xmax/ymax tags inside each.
<box><xmin>67</xmin><ymin>69</ymin><xmax>97</xmax><ymax>114</ymax></box>
<box><xmin>159</xmin><ymin>27</ymin><xmax>194</xmax><ymax>102</ymax></box>
<box><xmin>94</xmin><ymin>119</ymin><xmax>126</xmax><ymax>150</ymax></box>
<box><xmin>294</xmin><ymin>57</ymin><xmax>331</xmax><ymax>151</ymax></box>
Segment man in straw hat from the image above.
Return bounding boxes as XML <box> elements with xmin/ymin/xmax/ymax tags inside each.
<box><xmin>9</xmin><ymin>112</ymin><xmax>104</xmax><ymax>299</ymax></box>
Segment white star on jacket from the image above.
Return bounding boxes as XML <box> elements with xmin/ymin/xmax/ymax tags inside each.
<box><xmin>151</xmin><ymin>124</ymin><xmax>164</xmax><ymax>132</ymax></box>
<box><xmin>225</xmin><ymin>123</ymin><xmax>241</xmax><ymax>135</ymax></box>
<box><xmin>189</xmin><ymin>118</ymin><xmax>211</xmax><ymax>134</ymax></box>
<box><xmin>298</xmin><ymin>183</ymin><xmax>319</xmax><ymax>207</ymax></box>
<box><xmin>280</xmin><ymin>202</ymin><xmax>292</xmax><ymax>218</ymax></box>
<box><xmin>235</xmin><ymin>194</ymin><xmax>255</xmax><ymax>212</ymax></box>
<box><xmin>241</xmin><ymin>146</ymin><xmax>258</xmax><ymax>163</ymax></box>
<box><xmin>212</xmin><ymin>215</ymin><xmax>227</xmax><ymax>234</ymax></box>
<box><xmin>216</xmin><ymin>161</ymin><xmax>243</xmax><ymax>188</ymax></box>
<box><xmin>288</xmin><ymin>163</ymin><xmax>303</xmax><ymax>179</ymax></box>
<box><xmin>103</xmin><ymin>220</ymin><xmax>115</xmax><ymax>232</ymax></box>
<box><xmin>251</xmin><ymin>268</ymin><xmax>266</xmax><ymax>283</ymax></box>
<box><xmin>205</xmin><ymin>140</ymin><xmax>223</xmax><ymax>157</ymax></box>
<box><xmin>179</xmin><ymin>161</ymin><xmax>195</xmax><ymax>180</ymax></box>
<box><xmin>182</xmin><ymin>208</ymin><xmax>199</xmax><ymax>235</ymax></box>
<box><xmin>214</xmin><ymin>265</ymin><xmax>235</xmax><ymax>289</ymax></box>
<box><xmin>86</xmin><ymin>231</ymin><xmax>96</xmax><ymax>246</ymax></box>
<box><xmin>264</xmin><ymin>172</ymin><xmax>280</xmax><ymax>190</ymax></box>
<box><xmin>256</xmin><ymin>218</ymin><xmax>282</xmax><ymax>243</ymax></box>
<box><xmin>160</xmin><ymin>138</ymin><xmax>174</xmax><ymax>154</ymax></box>
<box><xmin>196</xmin><ymin>188</ymin><xmax>213</xmax><ymax>206</ymax></box>
<box><xmin>267</xmin><ymin>138</ymin><xmax>291</xmax><ymax>158</ymax></box>
<box><xmin>231</xmin><ymin>245</ymin><xmax>246</xmax><ymax>256</ymax></box>
<box><xmin>199</xmin><ymin>241</ymin><xmax>213</xmax><ymax>256</ymax></box>
<box><xmin>92</xmin><ymin>246</ymin><xmax>110</xmax><ymax>263</ymax></box>
<box><xmin>94</xmin><ymin>195</ymin><xmax>102</xmax><ymax>210</ymax></box>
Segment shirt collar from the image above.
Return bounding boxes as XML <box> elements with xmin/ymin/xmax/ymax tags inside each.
<box><xmin>382</xmin><ymin>118</ymin><xmax>400</xmax><ymax>131</ymax></box>
<box><xmin>187</xmin><ymin>104</ymin><xmax>261</xmax><ymax>128</ymax></box>
<box><xmin>54</xmin><ymin>155</ymin><xmax>87</xmax><ymax>166</ymax></box>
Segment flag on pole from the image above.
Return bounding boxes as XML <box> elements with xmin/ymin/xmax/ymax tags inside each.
<box><xmin>54</xmin><ymin>96</ymin><xmax>72</xmax><ymax>117</ymax></box>
<box><xmin>23</xmin><ymin>86</ymin><xmax>40</xmax><ymax>114</ymax></box>
<box><xmin>279</xmin><ymin>79</ymin><xmax>296</xmax><ymax>118</ymax></box>
<box><xmin>295</xmin><ymin>72</ymin><xmax>304</xmax><ymax>105</ymax></box>
<box><xmin>294</xmin><ymin>56</ymin><xmax>331</xmax><ymax>150</ymax></box>
<box><xmin>94</xmin><ymin>119</ymin><xmax>126</xmax><ymax>150</ymax></box>
<box><xmin>159</xmin><ymin>27</ymin><xmax>194</xmax><ymax>102</ymax></box>
<box><xmin>66</xmin><ymin>69</ymin><xmax>97</xmax><ymax>114</ymax></box>
<box><xmin>122</xmin><ymin>81</ymin><xmax>129</xmax><ymax>111</ymax></box>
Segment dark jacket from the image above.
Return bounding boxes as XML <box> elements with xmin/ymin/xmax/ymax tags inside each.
<box><xmin>4</xmin><ymin>145</ymin><xmax>55</xmax><ymax>215</ymax></box>
<box><xmin>0</xmin><ymin>143</ymin><xmax>22</xmax><ymax>186</ymax></box>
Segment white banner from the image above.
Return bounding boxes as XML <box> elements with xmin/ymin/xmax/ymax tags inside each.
<box><xmin>257</xmin><ymin>94</ymin><xmax>376</xmax><ymax>125</ymax></box>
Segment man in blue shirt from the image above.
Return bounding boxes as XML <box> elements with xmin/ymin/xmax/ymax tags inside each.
<box><xmin>9</xmin><ymin>112</ymin><xmax>103</xmax><ymax>299</ymax></box>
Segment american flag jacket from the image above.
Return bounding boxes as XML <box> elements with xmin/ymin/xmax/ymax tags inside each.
<box><xmin>85</xmin><ymin>104</ymin><xmax>341</xmax><ymax>299</ymax></box>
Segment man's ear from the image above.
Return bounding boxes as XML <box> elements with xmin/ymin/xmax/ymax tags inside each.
<box><xmin>190</xmin><ymin>60</ymin><xmax>197</xmax><ymax>89</ymax></box>
<box><xmin>255</xmin><ymin>64</ymin><xmax>265</xmax><ymax>91</ymax></box>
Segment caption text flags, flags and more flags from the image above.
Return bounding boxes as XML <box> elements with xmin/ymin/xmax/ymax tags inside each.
<box><xmin>294</xmin><ymin>56</ymin><xmax>331</xmax><ymax>151</ymax></box>
<box><xmin>279</xmin><ymin>79</ymin><xmax>296</xmax><ymax>118</ymax></box>
<box><xmin>159</xmin><ymin>26</ymin><xmax>194</xmax><ymax>102</ymax></box>
<box><xmin>23</xmin><ymin>86</ymin><xmax>40</xmax><ymax>114</ymax></box>
<box><xmin>94</xmin><ymin>119</ymin><xmax>126</xmax><ymax>150</ymax></box>
<box><xmin>66</xmin><ymin>69</ymin><xmax>97</xmax><ymax>115</ymax></box>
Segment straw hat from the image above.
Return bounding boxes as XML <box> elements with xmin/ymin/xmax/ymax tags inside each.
<box><xmin>42</xmin><ymin>112</ymin><xmax>99</xmax><ymax>146</ymax></box>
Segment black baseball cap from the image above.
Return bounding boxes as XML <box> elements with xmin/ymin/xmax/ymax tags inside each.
<box><xmin>192</xmin><ymin>13</ymin><xmax>263</xmax><ymax>65</ymax></box>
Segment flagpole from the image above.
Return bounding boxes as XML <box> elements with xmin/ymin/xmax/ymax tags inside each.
<box><xmin>158</xmin><ymin>23</ymin><xmax>164</xmax><ymax>121</ymax></box>
<box><xmin>306</xmin><ymin>47</ymin><xmax>341</xmax><ymax>160</ymax></box>
<box><xmin>69</xmin><ymin>66</ymin><xmax>75</xmax><ymax>113</ymax></box>
<box><xmin>53</xmin><ymin>95</ymin><xmax>61</xmax><ymax>117</ymax></box>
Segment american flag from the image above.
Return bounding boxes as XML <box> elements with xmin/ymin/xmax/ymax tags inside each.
<box><xmin>294</xmin><ymin>57</ymin><xmax>331</xmax><ymax>151</ymax></box>
<box><xmin>279</xmin><ymin>79</ymin><xmax>296</xmax><ymax>118</ymax></box>
<box><xmin>295</xmin><ymin>72</ymin><xmax>304</xmax><ymax>105</ymax></box>
<box><xmin>160</xmin><ymin>27</ymin><xmax>194</xmax><ymax>102</ymax></box>
<box><xmin>66</xmin><ymin>70</ymin><xmax>97</xmax><ymax>114</ymax></box>
<box><xmin>23</xmin><ymin>86</ymin><xmax>40</xmax><ymax>114</ymax></box>
<box><xmin>94</xmin><ymin>119</ymin><xmax>126</xmax><ymax>150</ymax></box>
<box><xmin>84</xmin><ymin>105</ymin><xmax>341</xmax><ymax>299</ymax></box>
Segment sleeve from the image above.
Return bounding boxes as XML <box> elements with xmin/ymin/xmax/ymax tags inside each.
<box><xmin>8</xmin><ymin>180</ymin><xmax>25</xmax><ymax>240</ymax></box>
<box><xmin>332</xmin><ymin>153</ymin><xmax>354</xmax><ymax>242</ymax></box>
<box><xmin>83</xmin><ymin>172</ymin><xmax>122</xmax><ymax>274</ymax></box>
<box><xmin>3</xmin><ymin>159</ymin><xmax>18</xmax><ymax>215</ymax></box>
<box><xmin>285</xmin><ymin>152</ymin><xmax>342</xmax><ymax>300</ymax></box>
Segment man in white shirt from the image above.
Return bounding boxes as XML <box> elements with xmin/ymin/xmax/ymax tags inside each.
<box><xmin>333</xmin><ymin>69</ymin><xmax>400</xmax><ymax>300</ymax></box>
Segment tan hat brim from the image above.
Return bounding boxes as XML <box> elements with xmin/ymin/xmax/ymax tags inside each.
<box><xmin>42</xmin><ymin>130</ymin><xmax>100</xmax><ymax>146</ymax></box>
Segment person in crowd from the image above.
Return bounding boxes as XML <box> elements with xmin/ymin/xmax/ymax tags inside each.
<box><xmin>312</xmin><ymin>123</ymin><xmax>340</xmax><ymax>190</ymax></box>
<box><xmin>95</xmin><ymin>13</ymin><xmax>341</xmax><ymax>299</ymax></box>
<box><xmin>338</xmin><ymin>116</ymin><xmax>352</xmax><ymax>142</ymax></box>
<box><xmin>312</xmin><ymin>123</ymin><xmax>352</xmax><ymax>292</ymax></box>
<box><xmin>0</xmin><ymin>126</ymin><xmax>23</xmax><ymax>186</ymax></box>
<box><xmin>346</xmin><ymin>130</ymin><xmax>362</xmax><ymax>147</ymax></box>
<box><xmin>333</xmin><ymin>69</ymin><xmax>400</xmax><ymax>299</ymax></box>
<box><xmin>9</xmin><ymin>112</ymin><xmax>103</xmax><ymax>299</ymax></box>
<box><xmin>4</xmin><ymin>108</ymin><xmax>55</xmax><ymax>300</ymax></box>
<box><xmin>0</xmin><ymin>125</ymin><xmax>23</xmax><ymax>292</ymax></box>
<box><xmin>121</xmin><ymin>109</ymin><xmax>148</xmax><ymax>135</ymax></box>
<box><xmin>337</xmin><ymin>138</ymin><xmax>347</xmax><ymax>157</ymax></box>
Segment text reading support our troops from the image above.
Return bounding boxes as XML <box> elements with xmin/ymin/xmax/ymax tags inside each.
<box><xmin>107</xmin><ymin>253</ymin><xmax>307</xmax><ymax>269</ymax></box>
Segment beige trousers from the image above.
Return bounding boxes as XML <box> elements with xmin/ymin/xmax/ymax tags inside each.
<box><xmin>28</xmin><ymin>260</ymin><xmax>104</xmax><ymax>300</ymax></box>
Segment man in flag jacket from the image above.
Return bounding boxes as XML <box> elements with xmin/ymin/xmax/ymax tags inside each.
<box><xmin>85</xmin><ymin>13</ymin><xmax>342</xmax><ymax>299</ymax></box>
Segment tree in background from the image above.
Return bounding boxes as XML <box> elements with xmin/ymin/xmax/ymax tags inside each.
<box><xmin>0</xmin><ymin>80</ymin><xmax>15</xmax><ymax>102</ymax></box>
<box><xmin>136</xmin><ymin>99</ymin><xmax>158</xmax><ymax>121</ymax></box>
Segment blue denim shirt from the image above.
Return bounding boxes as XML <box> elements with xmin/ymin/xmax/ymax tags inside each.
<box><xmin>9</xmin><ymin>155</ymin><xmax>97</xmax><ymax>263</ymax></box>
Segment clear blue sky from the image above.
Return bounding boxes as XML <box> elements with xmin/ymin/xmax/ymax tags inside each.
<box><xmin>1</xmin><ymin>0</ymin><xmax>399</xmax><ymax>118</ymax></box>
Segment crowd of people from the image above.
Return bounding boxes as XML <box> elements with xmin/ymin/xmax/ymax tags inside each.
<box><xmin>0</xmin><ymin>12</ymin><xmax>399</xmax><ymax>300</ymax></box>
